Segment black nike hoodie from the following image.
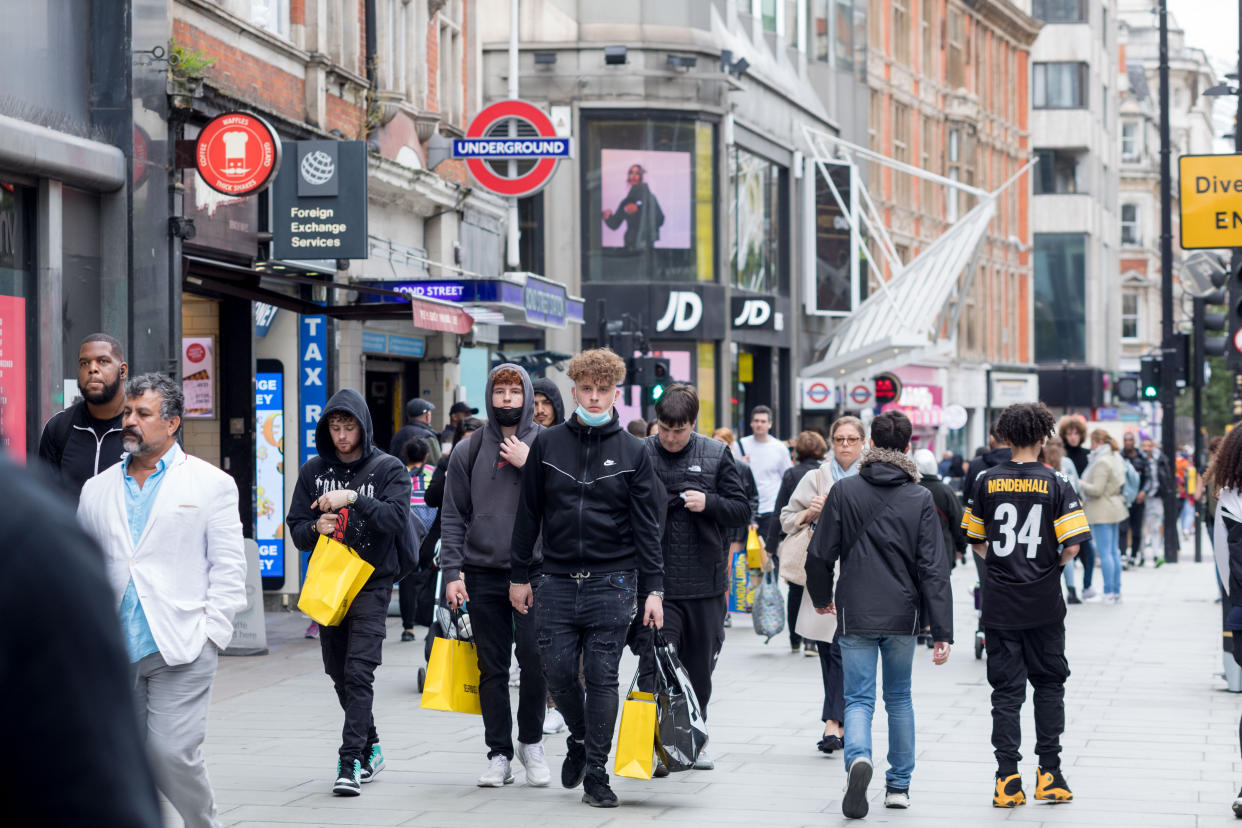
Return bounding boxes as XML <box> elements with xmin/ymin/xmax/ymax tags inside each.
<box><xmin>286</xmin><ymin>389</ymin><xmax>412</xmax><ymax>583</ymax></box>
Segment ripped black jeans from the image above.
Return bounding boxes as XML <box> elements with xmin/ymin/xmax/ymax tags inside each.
<box><xmin>533</xmin><ymin>571</ymin><xmax>638</xmax><ymax>773</ymax></box>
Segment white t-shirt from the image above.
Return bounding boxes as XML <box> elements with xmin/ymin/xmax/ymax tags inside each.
<box><xmin>740</xmin><ymin>435</ymin><xmax>792</xmax><ymax>514</ymax></box>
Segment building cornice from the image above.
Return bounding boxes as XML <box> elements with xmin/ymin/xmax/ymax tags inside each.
<box><xmin>962</xmin><ymin>0</ymin><xmax>1042</xmax><ymax>46</ymax></box>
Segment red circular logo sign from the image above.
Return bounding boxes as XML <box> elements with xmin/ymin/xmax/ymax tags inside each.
<box><xmin>849</xmin><ymin>384</ymin><xmax>872</xmax><ymax>406</ymax></box>
<box><xmin>464</xmin><ymin>100</ymin><xmax>562</xmax><ymax>198</ymax></box>
<box><xmin>195</xmin><ymin>112</ymin><xmax>281</xmax><ymax>196</ymax></box>
<box><xmin>186</xmin><ymin>343</ymin><xmax>206</xmax><ymax>363</ymax></box>
<box><xmin>806</xmin><ymin>382</ymin><xmax>832</xmax><ymax>404</ymax></box>
<box><xmin>874</xmin><ymin>372</ymin><xmax>902</xmax><ymax>406</ymax></box>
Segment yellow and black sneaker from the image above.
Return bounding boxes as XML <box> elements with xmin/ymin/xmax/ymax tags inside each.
<box><xmin>993</xmin><ymin>773</ymin><xmax>1026</xmax><ymax>808</ymax></box>
<box><xmin>1034</xmin><ymin>766</ymin><xmax>1073</xmax><ymax>802</ymax></box>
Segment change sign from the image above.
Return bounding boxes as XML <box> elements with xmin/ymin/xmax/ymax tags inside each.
<box><xmin>1179</xmin><ymin>154</ymin><xmax>1242</xmax><ymax>249</ymax></box>
<box><xmin>272</xmin><ymin>141</ymin><xmax>368</xmax><ymax>259</ymax></box>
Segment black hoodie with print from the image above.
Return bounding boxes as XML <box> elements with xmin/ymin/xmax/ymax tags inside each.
<box><xmin>286</xmin><ymin>389</ymin><xmax>412</xmax><ymax>583</ymax></box>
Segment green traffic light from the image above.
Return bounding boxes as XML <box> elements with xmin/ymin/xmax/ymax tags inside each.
<box><xmin>651</xmin><ymin>384</ymin><xmax>666</xmax><ymax>402</ymax></box>
<box><xmin>1143</xmin><ymin>386</ymin><xmax>1158</xmax><ymax>399</ymax></box>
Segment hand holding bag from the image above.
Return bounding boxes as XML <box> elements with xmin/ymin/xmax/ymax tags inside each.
<box><xmin>296</xmin><ymin>534</ymin><xmax>375</xmax><ymax>626</ymax></box>
<box><xmin>613</xmin><ymin>669</ymin><xmax>658</xmax><ymax>780</ymax></box>
<box><xmin>779</xmin><ymin>467</ymin><xmax>825</xmax><ymax>586</ymax></box>
<box><xmin>419</xmin><ymin>610</ymin><xmax>483</xmax><ymax>715</ymax></box>
<box><xmin>652</xmin><ymin>630</ymin><xmax>709</xmax><ymax>771</ymax></box>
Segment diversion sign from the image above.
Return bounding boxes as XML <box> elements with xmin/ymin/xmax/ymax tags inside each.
<box><xmin>272</xmin><ymin>140</ymin><xmax>368</xmax><ymax>259</ymax></box>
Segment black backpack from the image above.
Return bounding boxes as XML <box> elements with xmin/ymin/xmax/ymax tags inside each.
<box><xmin>347</xmin><ymin>452</ymin><xmax>425</xmax><ymax>583</ymax></box>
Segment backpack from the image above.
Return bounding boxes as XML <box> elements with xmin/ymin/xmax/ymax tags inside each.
<box><xmin>1121</xmin><ymin>458</ymin><xmax>1141</xmax><ymax>508</ymax></box>
<box><xmin>348</xmin><ymin>452</ymin><xmax>424</xmax><ymax>583</ymax></box>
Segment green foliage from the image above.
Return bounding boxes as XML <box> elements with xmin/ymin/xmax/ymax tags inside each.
<box><xmin>169</xmin><ymin>37</ymin><xmax>216</xmax><ymax>81</ymax></box>
<box><xmin>1176</xmin><ymin>356</ymin><xmax>1233</xmax><ymax>438</ymax></box>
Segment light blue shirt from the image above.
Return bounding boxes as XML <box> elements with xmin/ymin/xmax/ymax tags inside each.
<box><xmin>118</xmin><ymin>443</ymin><xmax>181</xmax><ymax>662</ymax></box>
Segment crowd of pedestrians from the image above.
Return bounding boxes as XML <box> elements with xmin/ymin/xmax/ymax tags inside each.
<box><xmin>17</xmin><ymin>333</ymin><xmax>1242</xmax><ymax>824</ymax></box>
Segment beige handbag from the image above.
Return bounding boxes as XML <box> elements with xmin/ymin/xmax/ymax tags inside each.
<box><xmin>778</xmin><ymin>468</ymin><xmax>826</xmax><ymax>587</ymax></box>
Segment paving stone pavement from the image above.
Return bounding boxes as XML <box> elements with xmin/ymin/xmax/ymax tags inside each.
<box><xmin>177</xmin><ymin>553</ymin><xmax>1242</xmax><ymax>827</ymax></box>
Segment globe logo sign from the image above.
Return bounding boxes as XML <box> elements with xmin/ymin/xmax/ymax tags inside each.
<box><xmin>299</xmin><ymin>150</ymin><xmax>336</xmax><ymax>186</ymax></box>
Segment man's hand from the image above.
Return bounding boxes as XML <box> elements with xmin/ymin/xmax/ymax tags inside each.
<box><xmin>623</xmin><ymin>203</ymin><xmax>638</xmax><ymax>214</ymax></box>
<box><xmin>644</xmin><ymin>594</ymin><xmax>664</xmax><ymax>628</ymax></box>
<box><xmin>316</xmin><ymin>512</ymin><xmax>340</xmax><ymax>536</ymax></box>
<box><xmin>815</xmin><ymin>602</ymin><xmax>836</xmax><ymax>616</ymax></box>
<box><xmin>510</xmin><ymin>583</ymin><xmax>533</xmax><ymax>615</ymax></box>
<box><xmin>682</xmin><ymin>490</ymin><xmax>707</xmax><ymax>513</ymax></box>
<box><xmin>499</xmin><ymin>435</ymin><xmax>530</xmax><ymax>469</ymax></box>
<box><xmin>1136</xmin><ymin>491</ymin><xmax>1147</xmax><ymax>504</ymax></box>
<box><xmin>932</xmin><ymin>642</ymin><xmax>951</xmax><ymax>665</ymax></box>
<box><xmin>315</xmin><ymin>490</ymin><xmax>353</xmax><ymax>512</ymax></box>
<box><xmin>446</xmin><ymin>580</ymin><xmax>469</xmax><ymax>610</ymax></box>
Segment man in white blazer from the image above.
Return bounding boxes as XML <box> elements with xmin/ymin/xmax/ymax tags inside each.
<box><xmin>77</xmin><ymin>373</ymin><xmax>247</xmax><ymax>828</ymax></box>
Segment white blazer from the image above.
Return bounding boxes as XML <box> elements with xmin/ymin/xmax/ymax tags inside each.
<box><xmin>77</xmin><ymin>445</ymin><xmax>248</xmax><ymax>666</ymax></box>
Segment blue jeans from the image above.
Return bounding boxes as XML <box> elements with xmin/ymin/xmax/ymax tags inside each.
<box><xmin>1093</xmin><ymin>521</ymin><xmax>1122</xmax><ymax>596</ymax></box>
<box><xmin>839</xmin><ymin>634</ymin><xmax>917</xmax><ymax>789</ymax></box>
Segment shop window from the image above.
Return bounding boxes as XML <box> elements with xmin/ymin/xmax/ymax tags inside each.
<box><xmin>1121</xmin><ymin>290</ymin><xmax>1140</xmax><ymax>340</ymax></box>
<box><xmin>1033</xmin><ymin>62</ymin><xmax>1088</xmax><ymax>109</ymax></box>
<box><xmin>730</xmin><ymin>147</ymin><xmax>787</xmax><ymax>295</ymax></box>
<box><xmin>0</xmin><ymin>183</ymin><xmax>34</xmax><ymax>458</ymax></box>
<box><xmin>813</xmin><ymin>160</ymin><xmax>856</xmax><ymax>315</ymax></box>
<box><xmin>811</xmin><ymin>0</ymin><xmax>830</xmax><ymax>61</ymax></box>
<box><xmin>1033</xmin><ymin>233</ymin><xmax>1087</xmax><ymax>363</ymax></box>
<box><xmin>1032</xmin><ymin>0</ymin><xmax>1086</xmax><ymax>24</ymax></box>
<box><xmin>1033</xmin><ymin>148</ymin><xmax>1085</xmax><ymax>195</ymax></box>
<box><xmin>581</xmin><ymin>114</ymin><xmax>716</xmax><ymax>284</ymax></box>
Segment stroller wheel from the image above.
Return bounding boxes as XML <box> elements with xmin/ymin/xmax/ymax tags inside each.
<box><xmin>417</xmin><ymin>667</ymin><xmax>426</xmax><ymax>694</ymax></box>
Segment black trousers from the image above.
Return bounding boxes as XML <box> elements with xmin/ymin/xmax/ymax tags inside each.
<box><xmin>788</xmin><ymin>583</ymin><xmax>804</xmax><ymax>649</ymax></box>
<box><xmin>465</xmin><ymin>567</ymin><xmax>546</xmax><ymax>760</ymax></box>
<box><xmin>818</xmin><ymin>630</ymin><xmax>845</xmax><ymax>723</ymax></box>
<box><xmin>320</xmin><ymin>582</ymin><xmax>389</xmax><ymax>761</ymax></box>
<box><xmin>634</xmin><ymin>593</ymin><xmax>727</xmax><ymax>718</ymax></box>
<box><xmin>984</xmin><ymin>622</ymin><xmax>1070</xmax><ymax>775</ymax></box>
<box><xmin>1121</xmin><ymin>502</ymin><xmax>1146</xmax><ymax>558</ymax></box>
<box><xmin>1231</xmin><ymin>631</ymin><xmax>1242</xmax><ymax>760</ymax></box>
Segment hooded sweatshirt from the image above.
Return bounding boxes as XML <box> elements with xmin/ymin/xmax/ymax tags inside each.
<box><xmin>531</xmin><ymin>378</ymin><xmax>566</xmax><ymax>426</ymax></box>
<box><xmin>285</xmin><ymin>389</ymin><xmax>412</xmax><ymax>583</ymax></box>
<box><xmin>440</xmin><ymin>364</ymin><xmax>544</xmax><ymax>582</ymax></box>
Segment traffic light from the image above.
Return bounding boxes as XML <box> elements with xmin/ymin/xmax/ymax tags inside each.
<box><xmin>1203</xmin><ymin>288</ymin><xmax>1230</xmax><ymax>358</ymax></box>
<box><xmin>1171</xmin><ymin>332</ymin><xmax>1190</xmax><ymax>388</ymax></box>
<box><xmin>633</xmin><ymin>356</ymin><xmax>671</xmax><ymax>405</ymax></box>
<box><xmin>1140</xmin><ymin>356</ymin><xmax>1162</xmax><ymax>400</ymax></box>
<box><xmin>1114</xmin><ymin>375</ymin><xmax>1140</xmax><ymax>403</ymax></box>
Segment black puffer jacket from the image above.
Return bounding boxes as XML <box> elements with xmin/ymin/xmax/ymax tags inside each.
<box><xmin>805</xmin><ymin>449</ymin><xmax>953</xmax><ymax>642</ymax></box>
<box><xmin>645</xmin><ymin>433</ymin><xmax>751</xmax><ymax>599</ymax></box>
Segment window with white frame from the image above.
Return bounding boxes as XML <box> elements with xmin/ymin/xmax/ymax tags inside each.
<box><xmin>785</xmin><ymin>0</ymin><xmax>800</xmax><ymax>49</ymax></box>
<box><xmin>249</xmin><ymin>0</ymin><xmax>290</xmax><ymax>38</ymax></box>
<box><xmin>380</xmin><ymin>0</ymin><xmax>409</xmax><ymax>94</ymax></box>
<box><xmin>438</xmin><ymin>0</ymin><xmax>463</xmax><ymax>127</ymax></box>
<box><xmin>1121</xmin><ymin>120</ymin><xmax>1140</xmax><ymax>161</ymax></box>
<box><xmin>1121</xmin><ymin>203</ymin><xmax>1140</xmax><ymax>245</ymax></box>
<box><xmin>892</xmin><ymin>0</ymin><xmax>910</xmax><ymax>65</ymax></box>
<box><xmin>1121</xmin><ymin>290</ymin><xmax>1140</xmax><ymax>339</ymax></box>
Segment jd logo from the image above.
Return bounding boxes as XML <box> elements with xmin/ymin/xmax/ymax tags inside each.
<box><xmin>733</xmin><ymin>299</ymin><xmax>772</xmax><ymax>328</ymax></box>
<box><xmin>656</xmin><ymin>291</ymin><xmax>703</xmax><ymax>333</ymax></box>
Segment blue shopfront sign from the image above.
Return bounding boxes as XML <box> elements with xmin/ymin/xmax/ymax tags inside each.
<box><xmin>299</xmin><ymin>315</ymin><xmax>327</xmax><ymax>466</ymax></box>
<box><xmin>523</xmin><ymin>276</ymin><xmax>568</xmax><ymax>328</ymax></box>
<box><xmin>362</xmin><ymin>332</ymin><xmax>426</xmax><ymax>358</ymax></box>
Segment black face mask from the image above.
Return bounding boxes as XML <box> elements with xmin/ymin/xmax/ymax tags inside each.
<box><xmin>493</xmin><ymin>407</ymin><xmax>522</xmax><ymax>427</ymax></box>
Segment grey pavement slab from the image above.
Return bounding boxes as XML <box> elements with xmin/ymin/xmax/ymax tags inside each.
<box><xmin>153</xmin><ymin>553</ymin><xmax>1242</xmax><ymax>827</ymax></box>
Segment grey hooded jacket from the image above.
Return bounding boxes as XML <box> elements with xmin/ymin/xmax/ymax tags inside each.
<box><xmin>440</xmin><ymin>364</ymin><xmax>544</xmax><ymax>582</ymax></box>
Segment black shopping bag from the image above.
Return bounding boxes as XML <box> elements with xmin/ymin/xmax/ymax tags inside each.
<box><xmin>652</xmin><ymin>630</ymin><xmax>709</xmax><ymax>771</ymax></box>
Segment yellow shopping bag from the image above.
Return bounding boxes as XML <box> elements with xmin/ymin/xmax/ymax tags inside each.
<box><xmin>419</xmin><ymin>636</ymin><xmax>482</xmax><ymax>715</ymax></box>
<box><xmin>297</xmin><ymin>534</ymin><xmax>375</xmax><ymax>626</ymax></box>
<box><xmin>746</xmin><ymin>526</ymin><xmax>765</xmax><ymax>569</ymax></box>
<box><xmin>613</xmin><ymin>689</ymin><xmax>657</xmax><ymax>780</ymax></box>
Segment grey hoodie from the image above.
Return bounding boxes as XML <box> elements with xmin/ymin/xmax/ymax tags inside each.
<box><xmin>440</xmin><ymin>364</ymin><xmax>544</xmax><ymax>581</ymax></box>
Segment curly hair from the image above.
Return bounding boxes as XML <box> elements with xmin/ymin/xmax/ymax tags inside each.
<box><xmin>793</xmin><ymin>430</ymin><xmax>828</xmax><ymax>462</ymax></box>
<box><xmin>1209</xmin><ymin>432</ymin><xmax>1242</xmax><ymax>497</ymax></box>
<box><xmin>566</xmin><ymin>348</ymin><xmax>627</xmax><ymax>387</ymax></box>
<box><xmin>1057</xmin><ymin>414</ymin><xmax>1087</xmax><ymax>444</ymax></box>
<box><xmin>491</xmin><ymin>367</ymin><xmax>525</xmax><ymax>388</ymax></box>
<box><xmin>995</xmin><ymin>403</ymin><xmax>1056</xmax><ymax>449</ymax></box>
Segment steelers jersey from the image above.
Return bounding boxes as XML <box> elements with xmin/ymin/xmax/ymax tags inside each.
<box><xmin>961</xmin><ymin>461</ymin><xmax>1091</xmax><ymax>629</ymax></box>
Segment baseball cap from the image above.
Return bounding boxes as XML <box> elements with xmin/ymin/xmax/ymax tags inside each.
<box><xmin>406</xmin><ymin>398</ymin><xmax>435</xmax><ymax>418</ymax></box>
<box><xmin>450</xmin><ymin>401</ymin><xmax>479</xmax><ymax>416</ymax></box>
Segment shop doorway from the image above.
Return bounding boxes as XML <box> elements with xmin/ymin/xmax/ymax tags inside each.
<box><xmin>366</xmin><ymin>358</ymin><xmax>421</xmax><ymax>453</ymax></box>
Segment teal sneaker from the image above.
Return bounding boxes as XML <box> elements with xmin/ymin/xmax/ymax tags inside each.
<box><xmin>332</xmin><ymin>757</ymin><xmax>362</xmax><ymax>796</ymax></box>
<box><xmin>361</xmin><ymin>744</ymin><xmax>385</xmax><ymax>783</ymax></box>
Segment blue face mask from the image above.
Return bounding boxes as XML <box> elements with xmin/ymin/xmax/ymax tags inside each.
<box><xmin>575</xmin><ymin>405</ymin><xmax>613</xmax><ymax>427</ymax></box>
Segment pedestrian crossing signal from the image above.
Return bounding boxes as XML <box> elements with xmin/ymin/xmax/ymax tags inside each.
<box><xmin>1139</xmin><ymin>357</ymin><xmax>1161</xmax><ymax>400</ymax></box>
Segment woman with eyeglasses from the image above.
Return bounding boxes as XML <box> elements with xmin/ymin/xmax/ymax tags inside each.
<box><xmin>780</xmin><ymin>415</ymin><xmax>866</xmax><ymax>755</ymax></box>
<box><xmin>769</xmin><ymin>430</ymin><xmax>830</xmax><ymax>655</ymax></box>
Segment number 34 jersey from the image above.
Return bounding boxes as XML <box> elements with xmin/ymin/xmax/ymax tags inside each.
<box><xmin>961</xmin><ymin>461</ymin><xmax>1092</xmax><ymax>629</ymax></box>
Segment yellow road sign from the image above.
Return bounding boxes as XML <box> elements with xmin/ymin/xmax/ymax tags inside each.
<box><xmin>1180</xmin><ymin>154</ymin><xmax>1242</xmax><ymax>249</ymax></box>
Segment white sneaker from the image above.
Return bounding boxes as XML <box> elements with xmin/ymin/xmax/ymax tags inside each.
<box><xmin>884</xmin><ymin>788</ymin><xmax>910</xmax><ymax>809</ymax></box>
<box><xmin>477</xmin><ymin>755</ymin><xmax>514</xmax><ymax>787</ymax></box>
<box><xmin>517</xmin><ymin>741</ymin><xmax>552</xmax><ymax>787</ymax></box>
<box><xmin>1081</xmin><ymin>588</ymin><xmax>1101</xmax><ymax>602</ymax></box>
<box><xmin>542</xmin><ymin>707</ymin><xmax>567</xmax><ymax>735</ymax></box>
<box><xmin>509</xmin><ymin>662</ymin><xmax>521</xmax><ymax>688</ymax></box>
<box><xmin>693</xmin><ymin>749</ymin><xmax>715</xmax><ymax>770</ymax></box>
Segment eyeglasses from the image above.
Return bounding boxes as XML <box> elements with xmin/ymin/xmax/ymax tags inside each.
<box><xmin>832</xmin><ymin>436</ymin><xmax>862</xmax><ymax>446</ymax></box>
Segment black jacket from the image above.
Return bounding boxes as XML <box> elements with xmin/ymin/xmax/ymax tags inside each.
<box><xmin>920</xmin><ymin>476</ymin><xmax>965</xmax><ymax>565</ymax></box>
<box><xmin>768</xmin><ymin>459</ymin><xmax>820</xmax><ymax>550</ymax></box>
<box><xmin>37</xmin><ymin>401</ymin><xmax>125</xmax><ymax>502</ymax></box>
<box><xmin>728</xmin><ymin>460</ymin><xmax>760</xmax><ymax>546</ymax></box>
<box><xmin>286</xmin><ymin>389</ymin><xmax>412</xmax><ymax>583</ymax></box>
<box><xmin>645</xmin><ymin>433</ymin><xmax>751</xmax><ymax>599</ymax></box>
<box><xmin>391</xmin><ymin>419</ymin><xmax>442</xmax><ymax>465</ymax></box>
<box><xmin>805</xmin><ymin>449</ymin><xmax>953</xmax><ymax>642</ymax></box>
<box><xmin>510</xmin><ymin>410</ymin><xmax>664</xmax><ymax>593</ymax></box>
<box><xmin>964</xmin><ymin>447</ymin><xmax>1012</xmax><ymax>500</ymax></box>
<box><xmin>1065</xmin><ymin>443</ymin><xmax>1090</xmax><ymax>477</ymax></box>
<box><xmin>531</xmin><ymin>378</ymin><xmax>566</xmax><ymax>425</ymax></box>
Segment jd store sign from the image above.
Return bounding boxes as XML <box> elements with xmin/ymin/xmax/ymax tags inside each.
<box><xmin>272</xmin><ymin>141</ymin><xmax>368</xmax><ymax>259</ymax></box>
<box><xmin>582</xmin><ymin>283</ymin><xmax>725</xmax><ymax>341</ymax></box>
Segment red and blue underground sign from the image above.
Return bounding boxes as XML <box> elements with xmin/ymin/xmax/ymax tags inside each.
<box><xmin>453</xmin><ymin>100</ymin><xmax>572</xmax><ymax>198</ymax></box>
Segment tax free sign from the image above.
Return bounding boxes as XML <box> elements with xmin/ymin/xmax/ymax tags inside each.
<box><xmin>1179</xmin><ymin>154</ymin><xmax>1242</xmax><ymax>249</ymax></box>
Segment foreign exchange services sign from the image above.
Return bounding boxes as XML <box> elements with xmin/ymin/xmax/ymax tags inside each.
<box><xmin>272</xmin><ymin>141</ymin><xmax>368</xmax><ymax>259</ymax></box>
<box><xmin>1179</xmin><ymin>154</ymin><xmax>1242</xmax><ymax>249</ymax></box>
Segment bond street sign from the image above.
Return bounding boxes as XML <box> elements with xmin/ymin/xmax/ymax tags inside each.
<box><xmin>272</xmin><ymin>141</ymin><xmax>368</xmax><ymax>259</ymax></box>
<box><xmin>523</xmin><ymin>276</ymin><xmax>568</xmax><ymax>328</ymax></box>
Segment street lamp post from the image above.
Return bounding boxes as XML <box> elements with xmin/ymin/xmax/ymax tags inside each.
<box><xmin>1159</xmin><ymin>0</ymin><xmax>1178</xmax><ymax>563</ymax></box>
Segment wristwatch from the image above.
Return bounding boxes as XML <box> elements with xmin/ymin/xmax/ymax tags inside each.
<box><xmin>648</xmin><ymin>590</ymin><xmax>664</xmax><ymax>599</ymax></box>
<box><xmin>346</xmin><ymin>490</ymin><xmax>358</xmax><ymax>505</ymax></box>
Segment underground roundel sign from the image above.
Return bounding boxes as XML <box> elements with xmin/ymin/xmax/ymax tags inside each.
<box><xmin>454</xmin><ymin>100</ymin><xmax>572</xmax><ymax>198</ymax></box>
<box><xmin>196</xmin><ymin>112</ymin><xmax>282</xmax><ymax>196</ymax></box>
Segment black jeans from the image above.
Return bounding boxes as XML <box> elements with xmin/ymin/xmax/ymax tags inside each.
<box><xmin>534</xmin><ymin>571</ymin><xmax>638</xmax><ymax>772</ymax></box>
<box><xmin>320</xmin><ymin>582</ymin><xmax>389</xmax><ymax>761</ymax></box>
<box><xmin>465</xmin><ymin>567</ymin><xmax>546</xmax><ymax>760</ymax></box>
<box><xmin>1121</xmin><ymin>502</ymin><xmax>1146</xmax><ymax>558</ymax></box>
<box><xmin>984</xmin><ymin>622</ymin><xmax>1070</xmax><ymax>775</ymax></box>
<box><xmin>818</xmin><ymin>630</ymin><xmax>844</xmax><ymax>723</ymax></box>
<box><xmin>1080</xmin><ymin>538</ymin><xmax>1096</xmax><ymax>590</ymax></box>
<box><xmin>633</xmin><ymin>593</ymin><xmax>727</xmax><ymax>718</ymax></box>
<box><xmin>788</xmin><ymin>583</ymin><xmax>804</xmax><ymax>649</ymax></box>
